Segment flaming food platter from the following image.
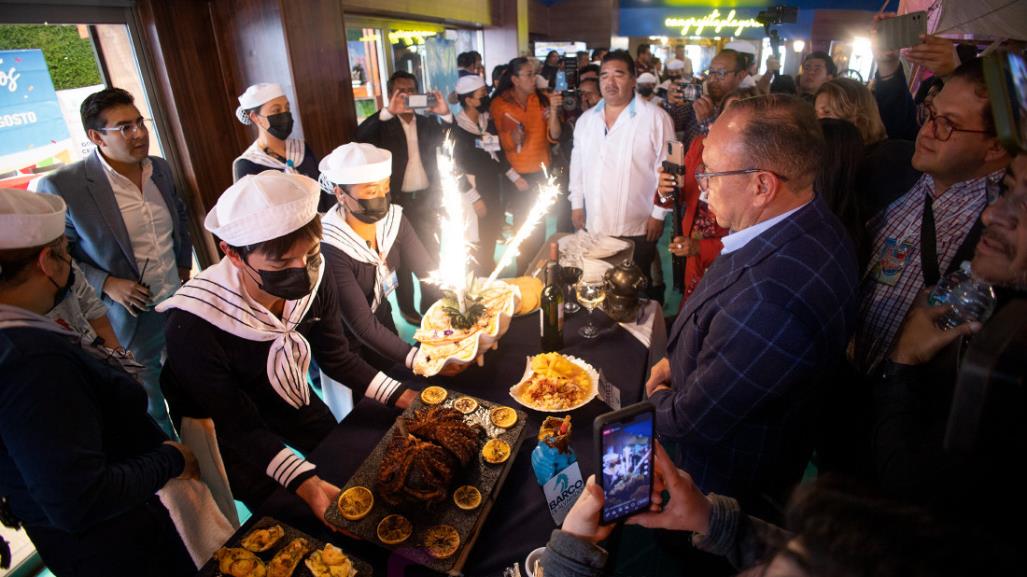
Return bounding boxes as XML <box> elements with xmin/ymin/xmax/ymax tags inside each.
<box><xmin>411</xmin><ymin>280</ymin><xmax>520</xmax><ymax>377</ymax></box>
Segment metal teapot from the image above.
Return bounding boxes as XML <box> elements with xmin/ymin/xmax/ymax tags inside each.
<box><xmin>604</xmin><ymin>259</ymin><xmax>647</xmax><ymax>297</ymax></box>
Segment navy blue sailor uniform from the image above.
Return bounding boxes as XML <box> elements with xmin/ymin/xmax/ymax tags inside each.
<box><xmin>0</xmin><ymin>307</ymin><xmax>193</xmax><ymax>577</ymax></box>
<box><xmin>160</xmin><ymin>258</ymin><xmax>408</xmax><ymax>508</ymax></box>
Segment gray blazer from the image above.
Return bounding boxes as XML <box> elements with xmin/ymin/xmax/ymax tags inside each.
<box><xmin>37</xmin><ymin>151</ymin><xmax>193</xmax><ymax>343</ymax></box>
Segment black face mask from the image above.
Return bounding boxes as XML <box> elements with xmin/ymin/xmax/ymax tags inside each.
<box><xmin>263</xmin><ymin>111</ymin><xmax>294</xmax><ymax>140</ymax></box>
<box><xmin>475</xmin><ymin>95</ymin><xmax>490</xmax><ymax>113</ymax></box>
<box><xmin>345</xmin><ymin>192</ymin><xmax>391</xmax><ymax>224</ymax></box>
<box><xmin>245</xmin><ymin>252</ymin><xmax>320</xmax><ymax>301</ymax></box>
<box><xmin>638</xmin><ymin>86</ymin><xmax>655</xmax><ymax>97</ymax></box>
<box><xmin>46</xmin><ymin>254</ymin><xmax>75</xmax><ymax>312</ymax></box>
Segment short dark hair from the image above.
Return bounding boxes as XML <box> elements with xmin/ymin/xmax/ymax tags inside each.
<box><xmin>578</xmin><ymin>77</ymin><xmax>599</xmax><ymax>92</ymax></box>
<box><xmin>227</xmin><ymin>216</ymin><xmax>322</xmax><ymax>261</ymax></box>
<box><xmin>726</xmin><ymin>93</ymin><xmax>825</xmax><ymax>189</ymax></box>
<box><xmin>0</xmin><ymin>237</ymin><xmax>62</xmax><ymax>288</ymax></box>
<box><xmin>457</xmin><ymin>51</ymin><xmax>480</xmax><ymax>69</ymax></box>
<box><xmin>716</xmin><ymin>49</ymin><xmax>746</xmax><ymax>73</ymax></box>
<box><xmin>578</xmin><ymin>64</ymin><xmax>600</xmax><ymax>78</ymax></box>
<box><xmin>771</xmin><ymin>74</ymin><xmax>798</xmax><ymax>95</ymax></box>
<box><xmin>80</xmin><ymin>87</ymin><xmax>135</xmax><ymax>132</ymax></box>
<box><xmin>386</xmin><ymin>71</ymin><xmax>418</xmax><ymax>96</ymax></box>
<box><xmin>637</xmin><ymin>43</ymin><xmax>650</xmax><ymax>56</ymax></box>
<box><xmin>804</xmin><ymin>51</ymin><xmax>838</xmax><ymax>77</ymax></box>
<box><xmin>601</xmin><ymin>50</ymin><xmax>636</xmax><ymax>77</ymax></box>
<box><xmin>949</xmin><ymin>57</ymin><xmax>995</xmax><ymax>135</ymax></box>
<box><xmin>590</xmin><ymin>47</ymin><xmax>607</xmax><ymax>61</ymax></box>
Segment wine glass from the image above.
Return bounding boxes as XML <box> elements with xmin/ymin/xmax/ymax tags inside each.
<box><xmin>561</xmin><ymin>266</ymin><xmax>583</xmax><ymax>314</ymax></box>
<box><xmin>575</xmin><ymin>279</ymin><xmax>606</xmax><ymax>339</ymax></box>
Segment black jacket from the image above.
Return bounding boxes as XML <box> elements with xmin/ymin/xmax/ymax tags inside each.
<box><xmin>354</xmin><ymin>110</ymin><xmax>451</xmax><ymax>193</ymax></box>
<box><xmin>0</xmin><ymin>325</ymin><xmax>191</xmax><ymax>576</ymax></box>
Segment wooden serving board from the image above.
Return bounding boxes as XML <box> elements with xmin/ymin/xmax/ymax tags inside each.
<box><xmin>324</xmin><ymin>390</ymin><xmax>528</xmax><ymax>575</ymax></box>
<box><xmin>195</xmin><ymin>516</ymin><xmax>373</xmax><ymax>577</ymax></box>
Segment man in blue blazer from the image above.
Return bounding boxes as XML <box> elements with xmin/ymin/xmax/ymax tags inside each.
<box><xmin>647</xmin><ymin>94</ymin><xmax>859</xmax><ymax>516</ymax></box>
<box><xmin>37</xmin><ymin>88</ymin><xmax>192</xmax><ymax>435</ymax></box>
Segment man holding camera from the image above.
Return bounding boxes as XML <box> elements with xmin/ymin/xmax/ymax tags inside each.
<box><xmin>678</xmin><ymin>49</ymin><xmax>747</xmax><ymax>148</ymax></box>
<box><xmin>354</xmin><ymin>71</ymin><xmax>451</xmax><ymax>324</ymax></box>
<box><xmin>569</xmin><ymin>50</ymin><xmax>673</xmax><ymax>290</ymax></box>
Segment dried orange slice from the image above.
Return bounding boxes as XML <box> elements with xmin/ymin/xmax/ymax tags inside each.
<box><xmin>452</xmin><ymin>485</ymin><xmax>482</xmax><ymax>510</ymax></box>
<box><xmin>376</xmin><ymin>514</ymin><xmax>413</xmax><ymax>545</ymax></box>
<box><xmin>423</xmin><ymin>525</ymin><xmax>461</xmax><ymax>559</ymax></box>
<box><xmin>452</xmin><ymin>396</ymin><xmax>479</xmax><ymax>414</ymax></box>
<box><xmin>420</xmin><ymin>386</ymin><xmax>448</xmax><ymax>405</ymax></box>
<box><xmin>337</xmin><ymin>486</ymin><xmax>373</xmax><ymax>521</ymax></box>
<box><xmin>482</xmin><ymin>438</ymin><xmax>511</xmax><ymax>464</ymax></box>
<box><xmin>489</xmin><ymin>406</ymin><xmax>517</xmax><ymax>428</ymax></box>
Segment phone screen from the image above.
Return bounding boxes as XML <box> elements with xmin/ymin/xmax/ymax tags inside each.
<box><xmin>1008</xmin><ymin>52</ymin><xmax>1027</xmax><ymax>123</ymax></box>
<box><xmin>598</xmin><ymin>408</ymin><xmax>654</xmax><ymax>524</ymax></box>
<box><xmin>406</xmin><ymin>94</ymin><xmax>428</xmax><ymax>108</ymax></box>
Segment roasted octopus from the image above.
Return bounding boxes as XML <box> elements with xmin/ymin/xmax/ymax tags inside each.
<box><xmin>376</xmin><ymin>407</ymin><xmax>483</xmax><ymax>507</ymax></box>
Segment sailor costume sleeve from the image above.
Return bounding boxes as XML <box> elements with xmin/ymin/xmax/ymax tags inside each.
<box><xmin>306</xmin><ymin>269</ymin><xmax>409</xmax><ymax>405</ymax></box>
<box><xmin>163</xmin><ymin>311</ymin><xmax>324</xmax><ymax>492</ymax></box>
<box><xmin>321</xmin><ymin>242</ymin><xmax>414</xmax><ymax>366</ymax></box>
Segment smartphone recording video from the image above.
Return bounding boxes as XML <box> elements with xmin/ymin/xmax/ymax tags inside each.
<box><xmin>876</xmin><ymin>11</ymin><xmax>928</xmax><ymax>51</ymax></box>
<box><xmin>984</xmin><ymin>50</ymin><xmax>1027</xmax><ymax>153</ymax></box>
<box><xmin>594</xmin><ymin>402</ymin><xmax>655</xmax><ymax>524</ymax></box>
<box><xmin>404</xmin><ymin>93</ymin><xmax>436</xmax><ymax>110</ymax></box>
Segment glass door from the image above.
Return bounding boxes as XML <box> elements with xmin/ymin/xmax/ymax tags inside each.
<box><xmin>0</xmin><ymin>23</ymin><xmax>165</xmax><ymax>191</ymax></box>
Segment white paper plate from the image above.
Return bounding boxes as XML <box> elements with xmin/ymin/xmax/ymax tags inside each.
<box><xmin>509</xmin><ymin>354</ymin><xmax>599</xmax><ymax>412</ymax></box>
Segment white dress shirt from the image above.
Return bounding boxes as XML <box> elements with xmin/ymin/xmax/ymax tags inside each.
<box><xmin>97</xmin><ymin>150</ymin><xmax>179</xmax><ymax>303</ymax></box>
<box><xmin>379</xmin><ymin>108</ymin><xmax>453</xmax><ymax>192</ymax></box>
<box><xmin>719</xmin><ymin>201</ymin><xmax>809</xmax><ymax>254</ymax></box>
<box><xmin>568</xmin><ymin>96</ymin><xmax>673</xmax><ymax>237</ymax></box>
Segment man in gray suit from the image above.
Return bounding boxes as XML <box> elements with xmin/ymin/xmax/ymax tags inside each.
<box><xmin>38</xmin><ymin>88</ymin><xmax>192</xmax><ymax>435</ymax></box>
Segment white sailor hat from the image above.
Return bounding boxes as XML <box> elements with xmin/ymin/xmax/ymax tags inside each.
<box><xmin>205</xmin><ymin>171</ymin><xmax>320</xmax><ymax>246</ymax></box>
<box><xmin>236</xmin><ymin>83</ymin><xmax>287</xmax><ymax>125</ymax></box>
<box><xmin>317</xmin><ymin>143</ymin><xmax>392</xmax><ymax>193</ymax></box>
<box><xmin>456</xmin><ymin>75</ymin><xmax>486</xmax><ymax>95</ymax></box>
<box><xmin>637</xmin><ymin>72</ymin><xmax>659</xmax><ymax>85</ymax></box>
<box><xmin>0</xmin><ymin>188</ymin><xmax>66</xmax><ymax>250</ymax></box>
<box><xmin>666</xmin><ymin>59</ymin><xmax>686</xmax><ymax>72</ymax></box>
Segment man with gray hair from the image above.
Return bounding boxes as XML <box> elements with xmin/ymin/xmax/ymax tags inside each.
<box><xmin>648</xmin><ymin>94</ymin><xmax>859</xmax><ymax>515</ymax></box>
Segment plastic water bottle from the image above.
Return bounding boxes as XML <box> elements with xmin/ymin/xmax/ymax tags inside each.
<box><xmin>927</xmin><ymin>261</ymin><xmax>997</xmax><ymax>330</ymax></box>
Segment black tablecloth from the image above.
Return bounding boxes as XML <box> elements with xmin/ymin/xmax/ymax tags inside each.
<box><xmin>254</xmin><ymin>309</ymin><xmax>650</xmax><ymax>576</ymax></box>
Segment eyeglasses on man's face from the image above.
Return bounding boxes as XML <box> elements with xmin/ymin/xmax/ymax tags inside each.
<box><xmin>96</xmin><ymin>118</ymin><xmax>150</xmax><ymax>138</ymax></box>
<box><xmin>694</xmin><ymin>163</ymin><xmax>789</xmax><ymax>192</ymax></box>
<box><xmin>921</xmin><ymin>105</ymin><xmax>991</xmax><ymax>142</ymax></box>
<box><xmin>706</xmin><ymin>68</ymin><xmax>738</xmax><ymax>80</ymax></box>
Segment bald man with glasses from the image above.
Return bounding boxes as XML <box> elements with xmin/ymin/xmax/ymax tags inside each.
<box><xmin>648</xmin><ymin>93</ymin><xmax>858</xmax><ymax>517</ymax></box>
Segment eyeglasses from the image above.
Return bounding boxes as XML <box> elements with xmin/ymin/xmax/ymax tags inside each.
<box><xmin>96</xmin><ymin>118</ymin><xmax>149</xmax><ymax>138</ymax></box>
<box><xmin>921</xmin><ymin>106</ymin><xmax>990</xmax><ymax>142</ymax></box>
<box><xmin>706</xmin><ymin>68</ymin><xmax>738</xmax><ymax>79</ymax></box>
<box><xmin>694</xmin><ymin>163</ymin><xmax>789</xmax><ymax>192</ymax></box>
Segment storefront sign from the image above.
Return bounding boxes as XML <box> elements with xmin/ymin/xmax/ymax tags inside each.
<box><xmin>0</xmin><ymin>49</ymin><xmax>70</xmax><ymax>157</ymax></box>
<box><xmin>664</xmin><ymin>9</ymin><xmax>762</xmax><ymax>37</ymax></box>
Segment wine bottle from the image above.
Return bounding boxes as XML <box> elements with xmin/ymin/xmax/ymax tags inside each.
<box><xmin>540</xmin><ymin>262</ymin><xmax>565</xmax><ymax>352</ymax></box>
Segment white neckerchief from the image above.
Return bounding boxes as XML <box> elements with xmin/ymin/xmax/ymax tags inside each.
<box><xmin>155</xmin><ymin>257</ymin><xmax>323</xmax><ymax>408</ymax></box>
<box><xmin>456</xmin><ymin>110</ymin><xmax>500</xmax><ymax>162</ymax></box>
<box><xmin>0</xmin><ymin>304</ymin><xmax>145</xmax><ymax>374</ymax></box>
<box><xmin>321</xmin><ymin>204</ymin><xmax>402</xmax><ymax>313</ymax></box>
<box><xmin>233</xmin><ymin>138</ymin><xmax>306</xmax><ymax>179</ymax></box>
